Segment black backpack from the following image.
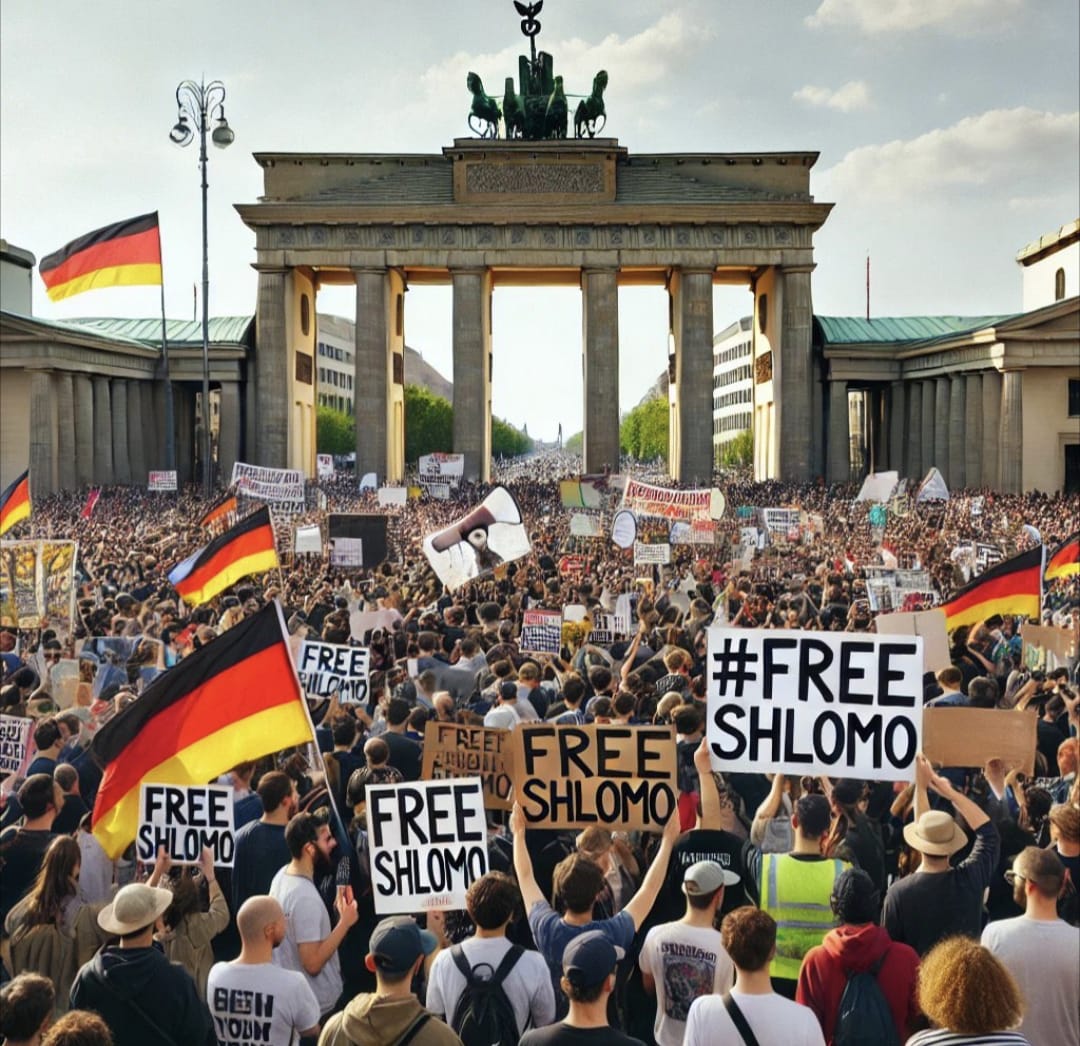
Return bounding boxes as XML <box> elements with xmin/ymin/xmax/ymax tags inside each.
<box><xmin>448</xmin><ymin>943</ymin><xmax>524</xmax><ymax>1046</ymax></box>
<box><xmin>833</xmin><ymin>954</ymin><xmax>900</xmax><ymax>1046</ymax></box>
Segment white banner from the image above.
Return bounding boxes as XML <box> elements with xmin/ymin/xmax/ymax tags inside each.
<box><xmin>569</xmin><ymin>512</ymin><xmax>604</xmax><ymax>537</ymax></box>
<box><xmin>633</xmin><ymin>542</ymin><xmax>671</xmax><ymax>564</ymax></box>
<box><xmin>231</xmin><ymin>462</ymin><xmax>306</xmax><ymax>509</ymax></box>
<box><xmin>316</xmin><ymin>454</ymin><xmax>334</xmax><ymax>479</ymax></box>
<box><xmin>761</xmin><ymin>508</ymin><xmax>801</xmax><ymax>534</ymax></box>
<box><xmin>294</xmin><ymin>524</ymin><xmax>323</xmax><ymax>555</ymax></box>
<box><xmin>137</xmin><ymin>783</ymin><xmax>235</xmax><ymax>867</ymax></box>
<box><xmin>148</xmin><ymin>470</ymin><xmax>178</xmax><ymax>491</ymax></box>
<box><xmin>365</xmin><ymin>778</ymin><xmax>488</xmax><ymax>913</ymax></box>
<box><xmin>418</xmin><ymin>453</ymin><xmax>465</xmax><ymax>479</ymax></box>
<box><xmin>855</xmin><ymin>471</ymin><xmax>899</xmax><ymax>503</ymax></box>
<box><xmin>377</xmin><ymin>486</ymin><xmax>407</xmax><ymax>507</ymax></box>
<box><xmin>706</xmin><ymin>627</ymin><xmax>923</xmax><ymax>780</ymax></box>
<box><xmin>622</xmin><ymin>479</ymin><xmax>712</xmax><ymax>521</ymax></box>
<box><xmin>422</xmin><ymin>482</ymin><xmax>451</xmax><ymax>501</ymax></box>
<box><xmin>297</xmin><ymin>640</ymin><xmax>370</xmax><ymax>703</ymax></box>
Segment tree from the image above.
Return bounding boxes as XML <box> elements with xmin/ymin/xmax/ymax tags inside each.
<box><xmin>620</xmin><ymin>396</ymin><xmax>669</xmax><ymax>461</ymax></box>
<box><xmin>492</xmin><ymin>416</ymin><xmax>532</xmax><ymax>457</ymax></box>
<box><xmin>720</xmin><ymin>429</ymin><xmax>754</xmax><ymax>468</ymax></box>
<box><xmin>564</xmin><ymin>430</ymin><xmax>583</xmax><ymax>455</ymax></box>
<box><xmin>404</xmin><ymin>384</ymin><xmax>453</xmax><ymax>462</ymax></box>
<box><xmin>316</xmin><ymin>406</ymin><xmax>353</xmax><ymax>456</ymax></box>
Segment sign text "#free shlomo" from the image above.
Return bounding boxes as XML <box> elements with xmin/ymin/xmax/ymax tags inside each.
<box><xmin>706</xmin><ymin>627</ymin><xmax>923</xmax><ymax>780</ymax></box>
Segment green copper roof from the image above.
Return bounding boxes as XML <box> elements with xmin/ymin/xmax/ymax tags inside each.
<box><xmin>64</xmin><ymin>315</ymin><xmax>255</xmax><ymax>346</ymax></box>
<box><xmin>816</xmin><ymin>314</ymin><xmax>1017</xmax><ymax>346</ymax></box>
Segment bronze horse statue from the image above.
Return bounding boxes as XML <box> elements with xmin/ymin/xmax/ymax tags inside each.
<box><xmin>544</xmin><ymin>75</ymin><xmax>567</xmax><ymax>139</ymax></box>
<box><xmin>502</xmin><ymin>77</ymin><xmax>525</xmax><ymax>139</ymax></box>
<box><xmin>574</xmin><ymin>69</ymin><xmax>608</xmax><ymax>138</ymax></box>
<box><xmin>467</xmin><ymin>72</ymin><xmax>501</xmax><ymax>138</ymax></box>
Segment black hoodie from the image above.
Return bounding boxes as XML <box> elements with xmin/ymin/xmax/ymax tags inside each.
<box><xmin>70</xmin><ymin>944</ymin><xmax>215</xmax><ymax>1046</ymax></box>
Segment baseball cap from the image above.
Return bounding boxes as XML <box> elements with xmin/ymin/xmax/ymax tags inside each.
<box><xmin>498</xmin><ymin>681</ymin><xmax>518</xmax><ymax>702</ymax></box>
<box><xmin>682</xmin><ymin>859</ymin><xmax>740</xmax><ymax>895</ymax></box>
<box><xmin>562</xmin><ymin>930</ymin><xmax>624</xmax><ymax>990</ymax></box>
<box><xmin>368</xmin><ymin>916</ymin><xmax>437</xmax><ymax>975</ymax></box>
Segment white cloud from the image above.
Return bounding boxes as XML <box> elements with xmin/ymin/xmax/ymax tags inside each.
<box><xmin>806</xmin><ymin>0</ymin><xmax>1023</xmax><ymax>34</ymax></box>
<box><xmin>821</xmin><ymin>107</ymin><xmax>1079</xmax><ymax>200</ymax></box>
<box><xmin>793</xmin><ymin>80</ymin><xmax>871</xmax><ymax>112</ymax></box>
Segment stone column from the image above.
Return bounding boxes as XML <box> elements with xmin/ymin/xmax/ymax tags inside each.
<box><xmin>354</xmin><ymin>268</ymin><xmax>390</xmax><ymax>483</ymax></box>
<box><xmin>888</xmin><ymin>381</ymin><xmax>906</xmax><ymax>475</ymax></box>
<box><xmin>127</xmin><ymin>381</ymin><xmax>146</xmax><ymax>485</ymax></box>
<box><xmin>255</xmin><ymin>269</ymin><xmax>289</xmax><ymax>468</ymax></box>
<box><xmin>451</xmin><ymin>268</ymin><xmax>493</xmax><ymax>482</ymax></box>
<box><xmin>218</xmin><ymin>381</ymin><xmax>241</xmax><ymax>488</ymax></box>
<box><xmin>779</xmin><ymin>267</ymin><xmax>815</xmax><ymax>483</ymax></box>
<box><xmin>981</xmin><ymin>370</ymin><xmax>1001</xmax><ymax>489</ymax></box>
<box><xmin>581</xmin><ymin>267</ymin><xmax>620</xmax><ymax>473</ymax></box>
<box><xmin>28</xmin><ymin>370</ymin><xmax>56</xmax><ymax>498</ymax></box>
<box><xmin>55</xmin><ymin>372</ymin><xmax>77</xmax><ymax>493</ymax></box>
<box><xmin>948</xmin><ymin>375</ymin><xmax>966</xmax><ymax>490</ymax></box>
<box><xmin>906</xmin><ymin>381</ymin><xmax>922</xmax><ymax>479</ymax></box>
<box><xmin>964</xmin><ymin>373</ymin><xmax>982</xmax><ymax>490</ymax></box>
<box><xmin>91</xmin><ymin>377</ymin><xmax>113</xmax><ymax>485</ymax></box>
<box><xmin>175</xmin><ymin>386</ymin><xmax>195</xmax><ymax>487</ymax></box>
<box><xmin>920</xmin><ymin>379</ymin><xmax>936</xmax><ymax>477</ymax></box>
<box><xmin>111</xmin><ymin>380</ymin><xmax>131</xmax><ymax>484</ymax></box>
<box><xmin>999</xmin><ymin>370</ymin><xmax>1023</xmax><ymax>493</ymax></box>
<box><xmin>934</xmin><ymin>376</ymin><xmax>950</xmax><ymax>482</ymax></box>
<box><xmin>140</xmin><ymin>382</ymin><xmax>160</xmax><ymax>475</ymax></box>
<box><xmin>671</xmin><ymin>268</ymin><xmax>714</xmax><ymax>484</ymax></box>
<box><xmin>827</xmin><ymin>380</ymin><xmax>849</xmax><ymax>484</ymax></box>
<box><xmin>73</xmin><ymin>374</ymin><xmax>95</xmax><ymax>489</ymax></box>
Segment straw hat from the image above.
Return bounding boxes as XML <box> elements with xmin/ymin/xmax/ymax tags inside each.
<box><xmin>903</xmin><ymin>810</ymin><xmax>967</xmax><ymax>857</ymax></box>
<box><xmin>98</xmin><ymin>883</ymin><xmax>173</xmax><ymax>936</ymax></box>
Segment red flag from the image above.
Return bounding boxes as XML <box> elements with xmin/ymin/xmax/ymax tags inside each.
<box><xmin>80</xmin><ymin>489</ymin><xmax>101</xmax><ymax>520</ymax></box>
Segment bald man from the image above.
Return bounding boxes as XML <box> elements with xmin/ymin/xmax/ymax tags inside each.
<box><xmin>207</xmin><ymin>896</ymin><xmax>321</xmax><ymax>1046</ymax></box>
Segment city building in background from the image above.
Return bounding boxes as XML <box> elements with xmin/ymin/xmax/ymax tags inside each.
<box><xmin>711</xmin><ymin>316</ymin><xmax>753</xmax><ymax>464</ymax></box>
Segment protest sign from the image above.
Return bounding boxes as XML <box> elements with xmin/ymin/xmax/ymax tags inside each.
<box><xmin>423</xmin><ymin>486</ymin><xmax>529</xmax><ymax>592</ymax></box>
<box><xmin>0</xmin><ymin>540</ymin><xmax>78</xmax><ymax>632</ymax></box>
<box><xmin>761</xmin><ymin>508</ymin><xmax>801</xmax><ymax>535</ymax></box>
<box><xmin>923</xmin><ymin>708</ymin><xmax>1036</xmax><ymax>776</ymax></box>
<box><xmin>611</xmin><ymin>510</ymin><xmax>637</xmax><ymax>549</ymax></box>
<box><xmin>422</xmin><ymin>482</ymin><xmax>451</xmax><ymax>500</ymax></box>
<box><xmin>328</xmin><ymin>514</ymin><xmax>387</xmax><ymax>568</ymax></box>
<box><xmin>569</xmin><ymin>512</ymin><xmax>603</xmax><ymax>538</ymax></box>
<box><xmin>975</xmin><ymin>543</ymin><xmax>1004</xmax><ymax>575</ymax></box>
<box><xmin>587</xmin><ymin>612</ymin><xmax>630</xmax><ymax>645</ymax></box>
<box><xmin>634</xmin><ymin>542</ymin><xmax>671</xmax><ymax>565</ymax></box>
<box><xmin>511</xmin><ymin>723</ymin><xmax>678</xmax><ymax>830</ymax></box>
<box><xmin>521</xmin><ymin>609</ymin><xmax>562</xmax><ymax>654</ymax></box>
<box><xmin>297</xmin><ymin>640</ymin><xmax>369</xmax><ymax>703</ymax></box>
<box><xmin>706</xmin><ymin>627</ymin><xmax>923</xmax><ymax>780</ymax></box>
<box><xmin>231</xmin><ymin>462</ymin><xmax>305</xmax><ymax>513</ymax></box>
<box><xmin>560</xmin><ymin>476</ymin><xmax>612</xmax><ymax>510</ymax></box>
<box><xmin>622</xmin><ymin>479</ymin><xmax>712</xmax><ymax>521</ymax></box>
<box><xmin>874</xmin><ymin>608</ymin><xmax>951</xmax><ymax>673</ymax></box>
<box><xmin>316</xmin><ymin>453</ymin><xmax>334</xmax><ymax>479</ymax></box>
<box><xmin>359</xmin><ymin>472</ymin><xmax>377</xmax><ymax>491</ymax></box>
<box><xmin>916</xmin><ymin>467</ymin><xmax>950</xmax><ymax>502</ymax></box>
<box><xmin>710</xmin><ymin>488</ymin><xmax>726</xmax><ymax>520</ymax></box>
<box><xmin>365</xmin><ymin>778</ymin><xmax>488</xmax><ymax>913</ymax></box>
<box><xmin>0</xmin><ymin>715</ymin><xmax>32</xmax><ymax>775</ymax></box>
<box><xmin>558</xmin><ymin>554</ymin><xmax>587</xmax><ymax>579</ymax></box>
<box><xmin>377</xmin><ymin>486</ymin><xmax>407</xmax><ymax>507</ymax></box>
<box><xmin>855</xmin><ymin>471</ymin><xmax>899</xmax><ymax>504</ymax></box>
<box><xmin>422</xmin><ymin>722</ymin><xmax>513</xmax><ymax>810</ymax></box>
<box><xmin>294</xmin><ymin>524</ymin><xmax>323</xmax><ymax>555</ymax></box>
<box><xmin>148</xmin><ymin>470</ymin><xmax>178</xmax><ymax>491</ymax></box>
<box><xmin>137</xmin><ymin>783</ymin><xmax>235</xmax><ymax>866</ymax></box>
<box><xmin>418</xmin><ymin>453</ymin><xmax>465</xmax><ymax>480</ymax></box>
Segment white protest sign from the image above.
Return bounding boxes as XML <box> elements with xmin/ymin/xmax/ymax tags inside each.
<box><xmin>706</xmin><ymin>627</ymin><xmax>923</xmax><ymax>780</ymax></box>
<box><xmin>0</xmin><ymin>716</ymin><xmax>32</xmax><ymax>775</ymax></box>
<box><xmin>569</xmin><ymin>512</ymin><xmax>603</xmax><ymax>537</ymax></box>
<box><xmin>377</xmin><ymin>486</ymin><xmax>407</xmax><ymax>507</ymax></box>
<box><xmin>418</xmin><ymin>452</ymin><xmax>465</xmax><ymax>479</ymax></box>
<box><xmin>611</xmin><ymin>510</ymin><xmax>637</xmax><ymax>549</ymax></box>
<box><xmin>294</xmin><ymin>524</ymin><xmax>323</xmax><ymax>555</ymax></box>
<box><xmin>148</xmin><ymin>470</ymin><xmax>178</xmax><ymax>491</ymax></box>
<box><xmin>137</xmin><ymin>783</ymin><xmax>235</xmax><ymax>866</ymax></box>
<box><xmin>365</xmin><ymin>778</ymin><xmax>488</xmax><ymax>913</ymax></box>
<box><xmin>634</xmin><ymin>542</ymin><xmax>671</xmax><ymax>564</ymax></box>
<box><xmin>297</xmin><ymin>640</ymin><xmax>370</xmax><ymax>703</ymax></box>
<box><xmin>359</xmin><ymin>472</ymin><xmax>378</xmax><ymax>492</ymax></box>
<box><xmin>316</xmin><ymin>453</ymin><xmax>334</xmax><ymax>479</ymax></box>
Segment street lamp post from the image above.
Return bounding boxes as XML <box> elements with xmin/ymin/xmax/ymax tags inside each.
<box><xmin>169</xmin><ymin>79</ymin><xmax>234</xmax><ymax>497</ymax></box>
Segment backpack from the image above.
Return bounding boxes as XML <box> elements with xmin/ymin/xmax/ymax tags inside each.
<box><xmin>833</xmin><ymin>953</ymin><xmax>900</xmax><ymax>1046</ymax></box>
<box><xmin>448</xmin><ymin>943</ymin><xmax>524</xmax><ymax>1046</ymax></box>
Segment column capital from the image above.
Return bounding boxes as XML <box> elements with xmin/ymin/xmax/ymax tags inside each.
<box><xmin>780</xmin><ymin>264</ymin><xmax>816</xmax><ymax>275</ymax></box>
<box><xmin>351</xmin><ymin>266</ymin><xmax>388</xmax><ymax>277</ymax></box>
<box><xmin>253</xmin><ymin>264</ymin><xmax>290</xmax><ymax>275</ymax></box>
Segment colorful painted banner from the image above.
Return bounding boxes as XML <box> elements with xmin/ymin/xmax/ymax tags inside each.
<box><xmin>622</xmin><ymin>479</ymin><xmax>712</xmax><ymax>521</ymax></box>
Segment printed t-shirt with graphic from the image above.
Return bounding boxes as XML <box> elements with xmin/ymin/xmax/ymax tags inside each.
<box><xmin>207</xmin><ymin>961</ymin><xmax>320</xmax><ymax>1046</ymax></box>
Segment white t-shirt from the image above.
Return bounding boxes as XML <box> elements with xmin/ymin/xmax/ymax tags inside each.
<box><xmin>484</xmin><ymin>704</ymin><xmax>521</xmax><ymax>730</ymax></box>
<box><xmin>684</xmin><ymin>988</ymin><xmax>825</xmax><ymax>1046</ymax></box>
<box><xmin>207</xmin><ymin>961</ymin><xmax>320</xmax><ymax>1046</ymax></box>
<box><xmin>269</xmin><ymin>869</ymin><xmax>342</xmax><ymax>1016</ymax></box>
<box><xmin>427</xmin><ymin>936</ymin><xmax>556</xmax><ymax>1037</ymax></box>
<box><xmin>639</xmin><ymin>921</ymin><xmax>735</xmax><ymax>1046</ymax></box>
<box><xmin>981</xmin><ymin>915</ymin><xmax>1080</xmax><ymax>1046</ymax></box>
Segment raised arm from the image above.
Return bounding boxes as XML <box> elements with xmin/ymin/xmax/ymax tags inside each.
<box><xmin>510</xmin><ymin>802</ymin><xmax>544</xmax><ymax>912</ymax></box>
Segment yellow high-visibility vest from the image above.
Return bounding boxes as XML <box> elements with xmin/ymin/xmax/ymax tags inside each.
<box><xmin>760</xmin><ymin>853</ymin><xmax>847</xmax><ymax>981</ymax></box>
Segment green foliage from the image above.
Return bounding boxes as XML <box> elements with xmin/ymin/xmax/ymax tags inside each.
<box><xmin>492</xmin><ymin>416</ymin><xmax>533</xmax><ymax>458</ymax></box>
<box><xmin>316</xmin><ymin>406</ymin><xmax>354</xmax><ymax>456</ymax></box>
<box><xmin>564</xmin><ymin>430</ymin><xmax>583</xmax><ymax>454</ymax></box>
<box><xmin>620</xmin><ymin>396</ymin><xmax>669</xmax><ymax>461</ymax></box>
<box><xmin>720</xmin><ymin>429</ymin><xmax>754</xmax><ymax>468</ymax></box>
<box><xmin>404</xmin><ymin>384</ymin><xmax>453</xmax><ymax>463</ymax></box>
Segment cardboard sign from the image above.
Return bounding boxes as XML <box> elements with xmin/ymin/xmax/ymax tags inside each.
<box><xmin>923</xmin><ymin>708</ymin><xmax>1037</xmax><ymax>775</ymax></box>
<box><xmin>137</xmin><ymin>783</ymin><xmax>235</xmax><ymax>866</ymax></box>
<box><xmin>0</xmin><ymin>540</ymin><xmax>78</xmax><ymax>632</ymax></box>
<box><xmin>422</xmin><ymin>721</ymin><xmax>513</xmax><ymax>810</ymax></box>
<box><xmin>874</xmin><ymin>608</ymin><xmax>951</xmax><ymax>673</ymax></box>
<box><xmin>0</xmin><ymin>715</ymin><xmax>32</xmax><ymax>775</ymax></box>
<box><xmin>511</xmin><ymin>724</ymin><xmax>678</xmax><ymax>830</ymax></box>
<box><xmin>365</xmin><ymin>778</ymin><xmax>488</xmax><ymax>913</ymax></box>
<box><xmin>706</xmin><ymin>627</ymin><xmax>923</xmax><ymax>780</ymax></box>
<box><xmin>148</xmin><ymin>470</ymin><xmax>178</xmax><ymax>491</ymax></box>
<box><xmin>297</xmin><ymin>640</ymin><xmax>370</xmax><ymax>703</ymax></box>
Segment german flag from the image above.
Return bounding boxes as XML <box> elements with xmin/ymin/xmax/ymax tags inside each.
<box><xmin>168</xmin><ymin>506</ymin><xmax>278</xmax><ymax>606</ymax></box>
<box><xmin>39</xmin><ymin>213</ymin><xmax>162</xmax><ymax>302</ymax></box>
<box><xmin>90</xmin><ymin>602</ymin><xmax>313</xmax><ymax>859</ymax></box>
<box><xmin>1045</xmin><ymin>532</ymin><xmax>1079</xmax><ymax>581</ymax></box>
<box><xmin>0</xmin><ymin>470</ymin><xmax>30</xmax><ymax>536</ymax></box>
<box><xmin>199</xmin><ymin>491</ymin><xmax>238</xmax><ymax>534</ymax></box>
<box><xmin>941</xmin><ymin>546</ymin><xmax>1042</xmax><ymax>632</ymax></box>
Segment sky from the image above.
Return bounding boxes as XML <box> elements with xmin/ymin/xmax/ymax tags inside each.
<box><xmin>2</xmin><ymin>0</ymin><xmax>1077</xmax><ymax>442</ymax></box>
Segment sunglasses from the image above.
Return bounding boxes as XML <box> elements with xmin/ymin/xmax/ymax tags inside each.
<box><xmin>1003</xmin><ymin>870</ymin><xmax>1026</xmax><ymax>886</ymax></box>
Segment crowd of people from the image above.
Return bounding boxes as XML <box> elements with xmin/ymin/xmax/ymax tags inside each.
<box><xmin>0</xmin><ymin>452</ymin><xmax>1077</xmax><ymax>1046</ymax></box>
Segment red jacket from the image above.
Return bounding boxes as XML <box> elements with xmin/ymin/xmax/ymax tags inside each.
<box><xmin>796</xmin><ymin>922</ymin><xmax>919</xmax><ymax>1044</ymax></box>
